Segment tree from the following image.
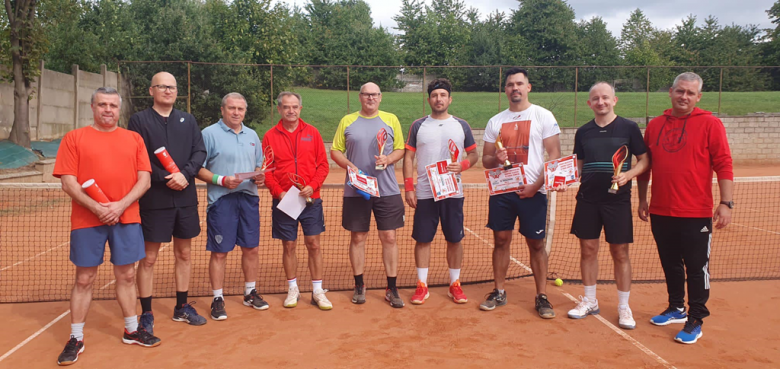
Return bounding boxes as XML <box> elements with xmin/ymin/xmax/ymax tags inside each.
<box><xmin>576</xmin><ymin>16</ymin><xmax>622</xmax><ymax>91</ymax></box>
<box><xmin>764</xmin><ymin>1</ymin><xmax>780</xmax><ymax>88</ymax></box>
<box><xmin>2</xmin><ymin>0</ymin><xmax>47</xmax><ymax>148</ymax></box>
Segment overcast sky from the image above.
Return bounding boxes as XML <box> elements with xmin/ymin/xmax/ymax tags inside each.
<box><xmin>274</xmin><ymin>0</ymin><xmax>777</xmax><ymax>37</ymax></box>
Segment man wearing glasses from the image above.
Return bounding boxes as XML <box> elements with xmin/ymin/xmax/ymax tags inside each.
<box><xmin>128</xmin><ymin>72</ymin><xmax>208</xmax><ymax>334</ymax></box>
<box><xmin>331</xmin><ymin>82</ymin><xmax>406</xmax><ymax>308</ymax></box>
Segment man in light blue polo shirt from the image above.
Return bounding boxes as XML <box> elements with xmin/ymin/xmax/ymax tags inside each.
<box><xmin>197</xmin><ymin>92</ymin><xmax>268</xmax><ymax>321</ymax></box>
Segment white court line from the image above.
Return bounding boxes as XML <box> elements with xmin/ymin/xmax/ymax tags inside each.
<box><xmin>0</xmin><ymin>243</ymin><xmax>171</xmax><ymax>363</ymax></box>
<box><xmin>730</xmin><ymin>222</ymin><xmax>780</xmax><ymax>235</ymax></box>
<box><xmin>561</xmin><ymin>292</ymin><xmax>676</xmax><ymax>369</ymax></box>
<box><xmin>464</xmin><ymin>226</ymin><xmax>533</xmax><ymax>273</ymax></box>
<box><xmin>0</xmin><ymin>242</ymin><xmax>69</xmax><ymax>271</ymax></box>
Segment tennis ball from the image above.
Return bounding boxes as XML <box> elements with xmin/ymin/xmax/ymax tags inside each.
<box><xmin>554</xmin><ymin>278</ymin><xmax>564</xmax><ymax>287</ymax></box>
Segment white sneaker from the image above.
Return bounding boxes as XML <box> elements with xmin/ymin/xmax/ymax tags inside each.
<box><xmin>618</xmin><ymin>305</ymin><xmax>636</xmax><ymax>330</ymax></box>
<box><xmin>284</xmin><ymin>286</ymin><xmax>300</xmax><ymax>308</ymax></box>
<box><xmin>567</xmin><ymin>296</ymin><xmax>600</xmax><ymax>319</ymax></box>
<box><xmin>311</xmin><ymin>289</ymin><xmax>333</xmax><ymax>310</ymax></box>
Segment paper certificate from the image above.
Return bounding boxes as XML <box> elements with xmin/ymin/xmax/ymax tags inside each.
<box><xmin>347</xmin><ymin>167</ymin><xmax>380</xmax><ymax>197</ymax></box>
<box><xmin>234</xmin><ymin>168</ymin><xmax>274</xmax><ymax>181</ymax></box>
<box><xmin>484</xmin><ymin>164</ymin><xmax>527</xmax><ymax>196</ymax></box>
<box><xmin>543</xmin><ymin>154</ymin><xmax>579</xmax><ymax>190</ymax></box>
<box><xmin>277</xmin><ymin>186</ymin><xmax>307</xmax><ymax>220</ymax></box>
<box><xmin>425</xmin><ymin>160</ymin><xmax>461</xmax><ymax>201</ymax></box>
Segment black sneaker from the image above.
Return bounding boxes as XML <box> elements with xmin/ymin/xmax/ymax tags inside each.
<box><xmin>139</xmin><ymin>311</ymin><xmax>154</xmax><ymax>335</ymax></box>
<box><xmin>351</xmin><ymin>285</ymin><xmax>366</xmax><ymax>304</ymax></box>
<box><xmin>535</xmin><ymin>294</ymin><xmax>556</xmax><ymax>319</ymax></box>
<box><xmin>57</xmin><ymin>336</ymin><xmax>84</xmax><ymax>366</ymax></box>
<box><xmin>385</xmin><ymin>287</ymin><xmax>405</xmax><ymax>308</ymax></box>
<box><xmin>243</xmin><ymin>289</ymin><xmax>270</xmax><ymax>310</ymax></box>
<box><xmin>479</xmin><ymin>289</ymin><xmax>507</xmax><ymax>311</ymax></box>
<box><xmin>211</xmin><ymin>297</ymin><xmax>227</xmax><ymax>321</ymax></box>
<box><xmin>173</xmin><ymin>302</ymin><xmax>207</xmax><ymax>326</ymax></box>
<box><xmin>122</xmin><ymin>328</ymin><xmax>161</xmax><ymax>347</ymax></box>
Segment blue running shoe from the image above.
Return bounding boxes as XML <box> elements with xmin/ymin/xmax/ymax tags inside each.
<box><xmin>173</xmin><ymin>302</ymin><xmax>207</xmax><ymax>326</ymax></box>
<box><xmin>650</xmin><ymin>306</ymin><xmax>687</xmax><ymax>326</ymax></box>
<box><xmin>139</xmin><ymin>312</ymin><xmax>154</xmax><ymax>335</ymax></box>
<box><xmin>674</xmin><ymin>318</ymin><xmax>703</xmax><ymax>344</ymax></box>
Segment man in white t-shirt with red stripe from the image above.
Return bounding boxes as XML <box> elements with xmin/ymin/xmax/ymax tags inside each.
<box><xmin>479</xmin><ymin>68</ymin><xmax>564</xmax><ymax>318</ymax></box>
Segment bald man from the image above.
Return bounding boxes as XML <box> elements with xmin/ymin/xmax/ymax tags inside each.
<box><xmin>128</xmin><ymin>72</ymin><xmax>208</xmax><ymax>333</ymax></box>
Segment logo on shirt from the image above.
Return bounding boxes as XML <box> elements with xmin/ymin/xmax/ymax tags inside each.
<box><xmin>180</xmin><ymin>117</ymin><xmax>185</xmax><ymax>123</ymax></box>
<box><xmin>302</xmin><ymin>134</ymin><xmax>313</xmax><ymax>142</ymax></box>
<box><xmin>660</xmin><ymin>127</ymin><xmax>687</xmax><ymax>153</ymax></box>
<box><xmin>250</xmin><ymin>142</ymin><xmax>255</xmax><ymax>146</ymax></box>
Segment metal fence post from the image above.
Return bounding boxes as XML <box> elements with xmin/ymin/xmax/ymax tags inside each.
<box><xmin>574</xmin><ymin>67</ymin><xmax>579</xmax><ymax>126</ymax></box>
<box><xmin>347</xmin><ymin>66</ymin><xmax>350</xmax><ymax>113</ymax></box>
<box><xmin>646</xmin><ymin>67</ymin><xmax>650</xmax><ymax>124</ymax></box>
<box><xmin>718</xmin><ymin>67</ymin><xmax>723</xmax><ymax>115</ymax></box>
<box><xmin>423</xmin><ymin>67</ymin><xmax>427</xmax><ymax>115</ymax></box>
<box><xmin>187</xmin><ymin>62</ymin><xmax>191</xmax><ymax>114</ymax></box>
<box><xmin>498</xmin><ymin>66</ymin><xmax>502</xmax><ymax>112</ymax></box>
<box><xmin>270</xmin><ymin>65</ymin><xmax>274</xmax><ymax>123</ymax></box>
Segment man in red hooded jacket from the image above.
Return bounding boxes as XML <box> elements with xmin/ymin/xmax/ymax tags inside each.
<box><xmin>263</xmin><ymin>91</ymin><xmax>332</xmax><ymax>310</ymax></box>
<box><xmin>637</xmin><ymin>72</ymin><xmax>734</xmax><ymax>345</ymax></box>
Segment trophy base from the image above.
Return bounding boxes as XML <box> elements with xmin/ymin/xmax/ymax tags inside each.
<box><xmin>375</xmin><ymin>164</ymin><xmax>386</xmax><ymax>171</ymax></box>
<box><xmin>607</xmin><ymin>188</ymin><xmax>618</xmax><ymax>194</ymax></box>
<box><xmin>502</xmin><ymin>164</ymin><xmax>513</xmax><ymax>171</ymax></box>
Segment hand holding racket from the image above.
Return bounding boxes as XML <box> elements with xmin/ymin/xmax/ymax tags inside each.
<box><xmin>375</xmin><ymin>128</ymin><xmax>388</xmax><ymax>170</ymax></box>
<box><xmin>288</xmin><ymin>173</ymin><xmax>314</xmax><ymax>206</ymax></box>
<box><xmin>609</xmin><ymin>145</ymin><xmax>629</xmax><ymax>194</ymax></box>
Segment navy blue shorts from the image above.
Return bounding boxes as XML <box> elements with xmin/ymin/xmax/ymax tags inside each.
<box><xmin>570</xmin><ymin>199</ymin><xmax>634</xmax><ymax>244</ymax></box>
<box><xmin>140</xmin><ymin>205</ymin><xmax>200</xmax><ymax>242</ymax></box>
<box><xmin>206</xmin><ymin>192</ymin><xmax>260</xmax><ymax>253</ymax></box>
<box><xmin>272</xmin><ymin>198</ymin><xmax>326</xmax><ymax>241</ymax></box>
<box><xmin>412</xmin><ymin>198</ymin><xmax>465</xmax><ymax>243</ymax></box>
<box><xmin>70</xmin><ymin>223</ymin><xmax>146</xmax><ymax>267</ymax></box>
<box><xmin>486</xmin><ymin>192</ymin><xmax>548</xmax><ymax>239</ymax></box>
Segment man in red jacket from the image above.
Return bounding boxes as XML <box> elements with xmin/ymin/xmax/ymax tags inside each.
<box><xmin>637</xmin><ymin>72</ymin><xmax>734</xmax><ymax>345</ymax></box>
<box><xmin>263</xmin><ymin>91</ymin><xmax>332</xmax><ymax>310</ymax></box>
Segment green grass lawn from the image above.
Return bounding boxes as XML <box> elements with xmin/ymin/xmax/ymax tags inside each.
<box><xmin>256</xmin><ymin>88</ymin><xmax>780</xmax><ymax>140</ymax></box>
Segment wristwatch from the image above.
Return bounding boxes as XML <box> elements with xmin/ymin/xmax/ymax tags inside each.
<box><xmin>719</xmin><ymin>200</ymin><xmax>735</xmax><ymax>209</ymax></box>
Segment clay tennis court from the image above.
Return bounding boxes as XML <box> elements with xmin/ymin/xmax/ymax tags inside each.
<box><xmin>1</xmin><ymin>165</ymin><xmax>779</xmax><ymax>368</ymax></box>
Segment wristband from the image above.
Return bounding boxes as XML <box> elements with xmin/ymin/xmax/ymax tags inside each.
<box><xmin>404</xmin><ymin>178</ymin><xmax>415</xmax><ymax>192</ymax></box>
<box><xmin>459</xmin><ymin>159</ymin><xmax>470</xmax><ymax>171</ymax></box>
<box><xmin>212</xmin><ymin>174</ymin><xmax>225</xmax><ymax>186</ymax></box>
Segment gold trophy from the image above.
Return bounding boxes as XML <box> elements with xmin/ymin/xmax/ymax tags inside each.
<box><xmin>608</xmin><ymin>145</ymin><xmax>628</xmax><ymax>194</ymax></box>
<box><xmin>494</xmin><ymin>131</ymin><xmax>513</xmax><ymax>170</ymax></box>
<box><xmin>375</xmin><ymin>128</ymin><xmax>388</xmax><ymax>170</ymax></box>
<box><xmin>288</xmin><ymin>173</ymin><xmax>313</xmax><ymax>206</ymax></box>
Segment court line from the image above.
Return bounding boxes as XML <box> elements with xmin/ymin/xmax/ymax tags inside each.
<box><xmin>730</xmin><ymin>222</ymin><xmax>780</xmax><ymax>235</ymax></box>
<box><xmin>0</xmin><ymin>243</ymin><xmax>171</xmax><ymax>363</ymax></box>
<box><xmin>560</xmin><ymin>292</ymin><xmax>677</xmax><ymax>369</ymax></box>
<box><xmin>463</xmin><ymin>226</ymin><xmax>533</xmax><ymax>273</ymax></box>
<box><xmin>0</xmin><ymin>242</ymin><xmax>69</xmax><ymax>271</ymax></box>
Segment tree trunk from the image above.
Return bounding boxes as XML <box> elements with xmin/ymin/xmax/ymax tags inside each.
<box><xmin>6</xmin><ymin>1</ymin><xmax>33</xmax><ymax>149</ymax></box>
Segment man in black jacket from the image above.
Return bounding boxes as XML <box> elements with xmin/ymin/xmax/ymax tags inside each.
<box><xmin>128</xmin><ymin>72</ymin><xmax>208</xmax><ymax>333</ymax></box>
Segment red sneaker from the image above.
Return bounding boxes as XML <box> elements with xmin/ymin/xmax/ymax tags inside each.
<box><xmin>448</xmin><ymin>280</ymin><xmax>468</xmax><ymax>304</ymax></box>
<box><xmin>410</xmin><ymin>281</ymin><xmax>429</xmax><ymax>305</ymax></box>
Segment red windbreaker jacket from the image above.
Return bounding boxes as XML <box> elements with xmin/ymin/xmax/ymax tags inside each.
<box><xmin>263</xmin><ymin>119</ymin><xmax>329</xmax><ymax>199</ymax></box>
<box><xmin>637</xmin><ymin>107</ymin><xmax>733</xmax><ymax>218</ymax></box>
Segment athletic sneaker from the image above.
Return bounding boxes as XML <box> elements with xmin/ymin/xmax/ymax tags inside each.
<box><xmin>57</xmin><ymin>336</ymin><xmax>84</xmax><ymax>366</ymax></box>
<box><xmin>243</xmin><ymin>289</ymin><xmax>270</xmax><ymax>310</ymax></box>
<box><xmin>139</xmin><ymin>311</ymin><xmax>154</xmax><ymax>335</ymax></box>
<box><xmin>448</xmin><ymin>280</ymin><xmax>468</xmax><ymax>304</ymax></box>
<box><xmin>172</xmin><ymin>302</ymin><xmax>207</xmax><ymax>326</ymax></box>
<box><xmin>210</xmin><ymin>297</ymin><xmax>227</xmax><ymax>321</ymax></box>
<box><xmin>284</xmin><ymin>286</ymin><xmax>300</xmax><ymax>308</ymax></box>
<box><xmin>535</xmin><ymin>294</ymin><xmax>556</xmax><ymax>319</ymax></box>
<box><xmin>351</xmin><ymin>285</ymin><xmax>366</xmax><ymax>304</ymax></box>
<box><xmin>479</xmin><ymin>289</ymin><xmax>507</xmax><ymax>311</ymax></box>
<box><xmin>618</xmin><ymin>306</ymin><xmax>636</xmax><ymax>330</ymax></box>
<box><xmin>650</xmin><ymin>306</ymin><xmax>687</xmax><ymax>326</ymax></box>
<box><xmin>311</xmin><ymin>290</ymin><xmax>333</xmax><ymax>310</ymax></box>
<box><xmin>385</xmin><ymin>287</ymin><xmax>405</xmax><ymax>308</ymax></box>
<box><xmin>674</xmin><ymin>318</ymin><xmax>703</xmax><ymax>344</ymax></box>
<box><xmin>567</xmin><ymin>296</ymin><xmax>600</xmax><ymax>319</ymax></box>
<box><xmin>410</xmin><ymin>281</ymin><xmax>429</xmax><ymax>305</ymax></box>
<box><xmin>122</xmin><ymin>328</ymin><xmax>161</xmax><ymax>347</ymax></box>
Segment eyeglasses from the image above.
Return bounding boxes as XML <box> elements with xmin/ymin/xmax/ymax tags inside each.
<box><xmin>359</xmin><ymin>92</ymin><xmax>381</xmax><ymax>99</ymax></box>
<box><xmin>152</xmin><ymin>85</ymin><xmax>178</xmax><ymax>92</ymax></box>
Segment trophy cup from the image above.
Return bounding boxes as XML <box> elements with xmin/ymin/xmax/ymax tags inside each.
<box><xmin>448</xmin><ymin>139</ymin><xmax>459</xmax><ymax>163</ymax></box>
<box><xmin>494</xmin><ymin>131</ymin><xmax>513</xmax><ymax>170</ymax></box>
<box><xmin>375</xmin><ymin>128</ymin><xmax>388</xmax><ymax>170</ymax></box>
<box><xmin>608</xmin><ymin>145</ymin><xmax>628</xmax><ymax>194</ymax></box>
<box><xmin>288</xmin><ymin>173</ymin><xmax>313</xmax><ymax>206</ymax></box>
<box><xmin>261</xmin><ymin>146</ymin><xmax>274</xmax><ymax>172</ymax></box>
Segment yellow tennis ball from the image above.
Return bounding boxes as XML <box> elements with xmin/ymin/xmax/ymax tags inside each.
<box><xmin>554</xmin><ymin>278</ymin><xmax>563</xmax><ymax>287</ymax></box>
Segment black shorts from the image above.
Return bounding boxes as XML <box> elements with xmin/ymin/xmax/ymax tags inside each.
<box><xmin>412</xmin><ymin>198</ymin><xmax>464</xmax><ymax>243</ymax></box>
<box><xmin>486</xmin><ymin>192</ymin><xmax>548</xmax><ymax>239</ymax></box>
<box><xmin>342</xmin><ymin>195</ymin><xmax>405</xmax><ymax>232</ymax></box>
<box><xmin>570</xmin><ymin>199</ymin><xmax>633</xmax><ymax>244</ymax></box>
<box><xmin>271</xmin><ymin>198</ymin><xmax>326</xmax><ymax>241</ymax></box>
<box><xmin>140</xmin><ymin>206</ymin><xmax>200</xmax><ymax>243</ymax></box>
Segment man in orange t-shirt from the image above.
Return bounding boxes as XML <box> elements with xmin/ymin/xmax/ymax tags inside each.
<box><xmin>52</xmin><ymin>87</ymin><xmax>159</xmax><ymax>366</ymax></box>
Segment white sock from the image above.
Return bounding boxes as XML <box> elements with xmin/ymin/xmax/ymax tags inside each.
<box><xmin>287</xmin><ymin>278</ymin><xmax>298</xmax><ymax>289</ymax></box>
<box><xmin>584</xmin><ymin>285</ymin><xmax>597</xmax><ymax>304</ymax></box>
<box><xmin>618</xmin><ymin>290</ymin><xmax>630</xmax><ymax>308</ymax></box>
<box><xmin>497</xmin><ymin>289</ymin><xmax>505</xmax><ymax>295</ymax></box>
<box><xmin>245</xmin><ymin>282</ymin><xmax>256</xmax><ymax>296</ymax></box>
<box><xmin>124</xmin><ymin>316</ymin><xmax>138</xmax><ymax>333</ymax></box>
<box><xmin>213</xmin><ymin>289</ymin><xmax>223</xmax><ymax>299</ymax></box>
<box><xmin>71</xmin><ymin>323</ymin><xmax>85</xmax><ymax>341</ymax></box>
<box><xmin>449</xmin><ymin>268</ymin><xmax>461</xmax><ymax>285</ymax></box>
<box><xmin>417</xmin><ymin>268</ymin><xmax>429</xmax><ymax>285</ymax></box>
<box><xmin>312</xmin><ymin>280</ymin><xmax>323</xmax><ymax>293</ymax></box>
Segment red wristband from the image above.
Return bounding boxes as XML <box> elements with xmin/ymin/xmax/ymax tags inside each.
<box><xmin>459</xmin><ymin>160</ymin><xmax>470</xmax><ymax>171</ymax></box>
<box><xmin>404</xmin><ymin>178</ymin><xmax>415</xmax><ymax>192</ymax></box>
